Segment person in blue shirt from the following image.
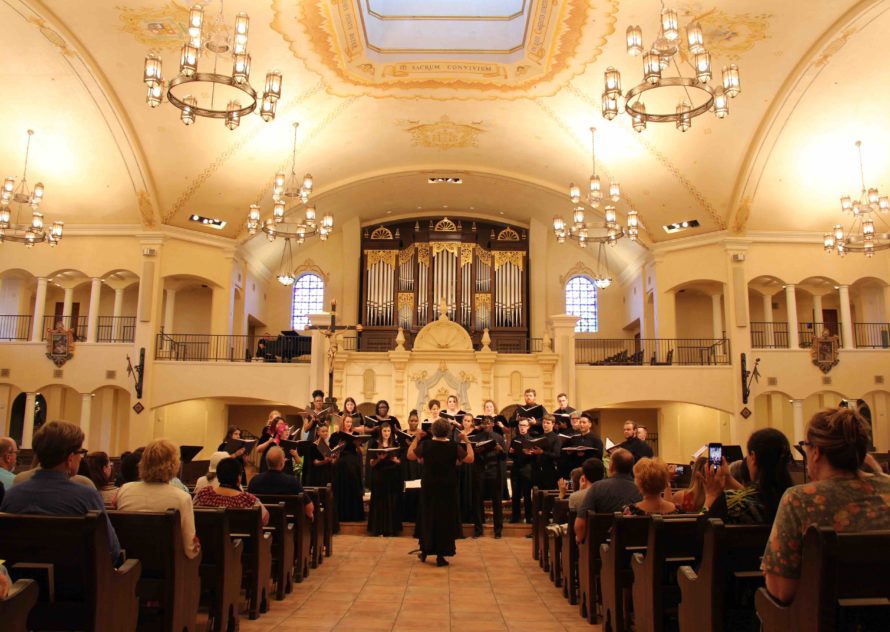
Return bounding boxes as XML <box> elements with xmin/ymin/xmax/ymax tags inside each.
<box><xmin>0</xmin><ymin>436</ymin><xmax>16</xmax><ymax>491</ymax></box>
<box><xmin>0</xmin><ymin>421</ymin><xmax>122</xmax><ymax>564</ymax></box>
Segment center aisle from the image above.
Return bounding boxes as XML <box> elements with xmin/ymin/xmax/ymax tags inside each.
<box><xmin>238</xmin><ymin>534</ymin><xmax>601</xmax><ymax>632</ymax></box>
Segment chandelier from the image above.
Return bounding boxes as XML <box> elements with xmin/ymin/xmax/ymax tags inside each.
<box><xmin>275</xmin><ymin>238</ymin><xmax>298</xmax><ymax>285</ymax></box>
<box><xmin>0</xmin><ymin>130</ymin><xmax>63</xmax><ymax>247</ymax></box>
<box><xmin>592</xmin><ymin>242</ymin><xmax>614</xmax><ymax>289</ymax></box>
<box><xmin>142</xmin><ymin>1</ymin><xmax>282</xmax><ymax>129</ymax></box>
<box><xmin>824</xmin><ymin>141</ymin><xmax>890</xmax><ymax>257</ymax></box>
<box><xmin>601</xmin><ymin>2</ymin><xmax>741</xmax><ymax>132</ymax></box>
<box><xmin>553</xmin><ymin>127</ymin><xmax>638</xmax><ymax>247</ymax></box>
<box><xmin>247</xmin><ymin>122</ymin><xmax>332</xmax><ymax>251</ymax></box>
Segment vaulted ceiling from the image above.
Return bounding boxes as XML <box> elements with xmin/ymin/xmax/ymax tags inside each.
<box><xmin>1</xmin><ymin>0</ymin><xmax>888</xmax><ymax>271</ymax></box>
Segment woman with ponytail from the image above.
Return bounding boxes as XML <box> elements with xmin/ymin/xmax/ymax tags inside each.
<box><xmin>762</xmin><ymin>407</ymin><xmax>890</xmax><ymax>602</ymax></box>
<box><xmin>701</xmin><ymin>427</ymin><xmax>793</xmax><ymax>524</ymax></box>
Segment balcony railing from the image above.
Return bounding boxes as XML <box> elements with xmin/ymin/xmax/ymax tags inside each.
<box><xmin>156</xmin><ymin>333</ymin><xmax>311</xmax><ymax>362</ymax></box>
<box><xmin>40</xmin><ymin>315</ymin><xmax>88</xmax><ymax>341</ymax></box>
<box><xmin>853</xmin><ymin>322</ymin><xmax>890</xmax><ymax>349</ymax></box>
<box><xmin>575</xmin><ymin>338</ymin><xmax>731</xmax><ymax>365</ymax></box>
<box><xmin>750</xmin><ymin>321</ymin><xmax>790</xmax><ymax>349</ymax></box>
<box><xmin>342</xmin><ymin>334</ymin><xmax>544</xmax><ymax>353</ymax></box>
<box><xmin>798</xmin><ymin>322</ymin><xmax>842</xmax><ymax>348</ymax></box>
<box><xmin>96</xmin><ymin>316</ymin><xmax>136</xmax><ymax>343</ymax></box>
<box><xmin>0</xmin><ymin>315</ymin><xmax>33</xmax><ymax>340</ymax></box>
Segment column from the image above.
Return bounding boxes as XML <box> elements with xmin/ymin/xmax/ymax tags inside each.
<box><xmin>22</xmin><ymin>392</ymin><xmax>36</xmax><ymax>448</ymax></box>
<box><xmin>80</xmin><ymin>393</ymin><xmax>93</xmax><ymax>447</ymax></box>
<box><xmin>838</xmin><ymin>285</ymin><xmax>854</xmax><ymax>349</ymax></box>
<box><xmin>308</xmin><ymin>312</ymin><xmax>332</xmax><ymax>392</ymax></box>
<box><xmin>548</xmin><ymin>315</ymin><xmax>580</xmax><ymax>404</ymax></box>
<box><xmin>761</xmin><ymin>293</ymin><xmax>774</xmax><ymax>347</ymax></box>
<box><xmin>111</xmin><ymin>288</ymin><xmax>125</xmax><ymax>341</ymax></box>
<box><xmin>711</xmin><ymin>293</ymin><xmax>723</xmax><ymax>338</ymax></box>
<box><xmin>813</xmin><ymin>294</ymin><xmax>824</xmax><ymax>335</ymax></box>
<box><xmin>62</xmin><ymin>287</ymin><xmax>74</xmax><ymax>329</ymax></box>
<box><xmin>86</xmin><ymin>278</ymin><xmax>102</xmax><ymax>343</ymax></box>
<box><xmin>791</xmin><ymin>399</ymin><xmax>804</xmax><ymax>444</ymax></box>
<box><xmin>30</xmin><ymin>277</ymin><xmax>48</xmax><ymax>342</ymax></box>
<box><xmin>785</xmin><ymin>284</ymin><xmax>799</xmax><ymax>349</ymax></box>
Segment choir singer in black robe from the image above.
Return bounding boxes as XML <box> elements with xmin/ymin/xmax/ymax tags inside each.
<box><xmin>471</xmin><ymin>416</ymin><xmax>507</xmax><ymax>538</ymax></box>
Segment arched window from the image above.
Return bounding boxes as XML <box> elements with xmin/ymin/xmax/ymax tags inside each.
<box><xmin>292</xmin><ymin>273</ymin><xmax>324</xmax><ymax>331</ymax></box>
<box><xmin>565</xmin><ymin>275</ymin><xmax>598</xmax><ymax>333</ymax></box>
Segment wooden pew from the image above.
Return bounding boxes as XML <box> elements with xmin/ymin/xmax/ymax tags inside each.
<box><xmin>631</xmin><ymin>515</ymin><xmax>701</xmax><ymax>632</ymax></box>
<box><xmin>108</xmin><ymin>509</ymin><xmax>202</xmax><ymax>632</ymax></box>
<box><xmin>254</xmin><ymin>493</ymin><xmax>311</xmax><ymax>583</ymax></box>
<box><xmin>547</xmin><ymin>499</ymin><xmax>570</xmax><ymax>585</ymax></box>
<box><xmin>193</xmin><ymin>508</ymin><xmax>243</xmax><ymax>632</ymax></box>
<box><xmin>756</xmin><ymin>526</ymin><xmax>890</xmax><ymax>632</ymax></box>
<box><xmin>578</xmin><ymin>512</ymin><xmax>616</xmax><ymax>623</ymax></box>
<box><xmin>0</xmin><ymin>578</ymin><xmax>38</xmax><ymax>632</ymax></box>
<box><xmin>301</xmin><ymin>487</ymin><xmax>327</xmax><ymax>567</ymax></box>
<box><xmin>561</xmin><ymin>509</ymin><xmax>579</xmax><ymax>605</ymax></box>
<box><xmin>263</xmin><ymin>502</ymin><xmax>295</xmax><ymax>600</ymax></box>
<box><xmin>531</xmin><ymin>488</ymin><xmax>559</xmax><ymax>567</ymax></box>
<box><xmin>225</xmin><ymin>507</ymin><xmax>273</xmax><ymax>620</ymax></box>
<box><xmin>0</xmin><ymin>510</ymin><xmax>141</xmax><ymax>631</ymax></box>
<box><xmin>305</xmin><ymin>484</ymin><xmax>334</xmax><ymax>558</ymax></box>
<box><xmin>677</xmin><ymin>518</ymin><xmax>770</xmax><ymax>632</ymax></box>
<box><xmin>600</xmin><ymin>514</ymin><xmax>651</xmax><ymax>632</ymax></box>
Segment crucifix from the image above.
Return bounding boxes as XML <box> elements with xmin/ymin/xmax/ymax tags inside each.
<box><xmin>306</xmin><ymin>300</ymin><xmax>362</xmax><ymax>411</ymax></box>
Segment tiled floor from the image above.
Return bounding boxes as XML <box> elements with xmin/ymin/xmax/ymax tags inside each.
<box><xmin>237</xmin><ymin>534</ymin><xmax>601</xmax><ymax>632</ymax></box>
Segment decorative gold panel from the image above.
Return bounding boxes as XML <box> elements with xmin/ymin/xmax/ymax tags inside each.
<box><xmin>497</xmin><ymin>227</ymin><xmax>520</xmax><ymax>241</ymax></box>
<box><xmin>431</xmin><ymin>242</ymin><xmax>460</xmax><ymax>257</ymax></box>
<box><xmin>460</xmin><ymin>243</ymin><xmax>475</xmax><ymax>267</ymax></box>
<box><xmin>475</xmin><ymin>293</ymin><xmax>492</xmax><ymax>310</ymax></box>
<box><xmin>416</xmin><ymin>243</ymin><xmax>431</xmax><ymax>267</ymax></box>
<box><xmin>494</xmin><ymin>251</ymin><xmax>525</xmax><ymax>271</ymax></box>
<box><xmin>434</xmin><ymin>217</ymin><xmax>458</xmax><ymax>231</ymax></box>
<box><xmin>475</xmin><ymin>246</ymin><xmax>491</xmax><ymax>265</ymax></box>
<box><xmin>366</xmin><ymin>250</ymin><xmax>397</xmax><ymax>269</ymax></box>
<box><xmin>398</xmin><ymin>292</ymin><xmax>415</xmax><ymax>309</ymax></box>
<box><xmin>398</xmin><ymin>243</ymin><xmax>416</xmax><ymax>265</ymax></box>
<box><xmin>370</xmin><ymin>226</ymin><xmax>394</xmax><ymax>239</ymax></box>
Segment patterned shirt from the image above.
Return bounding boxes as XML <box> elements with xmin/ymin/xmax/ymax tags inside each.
<box><xmin>193</xmin><ymin>485</ymin><xmax>261</xmax><ymax>510</ymax></box>
<box><xmin>762</xmin><ymin>475</ymin><xmax>890</xmax><ymax>579</ymax></box>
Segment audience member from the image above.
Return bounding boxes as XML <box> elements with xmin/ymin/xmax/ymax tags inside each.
<box><xmin>559</xmin><ymin>458</ymin><xmax>606</xmax><ymax>513</ymax></box>
<box><xmin>617</xmin><ymin>420</ymin><xmax>654</xmax><ymax>461</ymax></box>
<box><xmin>247</xmin><ymin>446</ymin><xmax>314</xmax><ymax>520</ymax></box>
<box><xmin>762</xmin><ymin>407</ymin><xmax>890</xmax><ymax>603</ymax></box>
<box><xmin>624</xmin><ymin>457</ymin><xmax>678</xmax><ymax>515</ymax></box>
<box><xmin>702</xmin><ymin>428</ymin><xmax>792</xmax><ymax>524</ymax></box>
<box><xmin>0</xmin><ymin>436</ymin><xmax>17</xmax><ymax>491</ymax></box>
<box><xmin>114</xmin><ymin>438</ymin><xmax>200</xmax><ymax>559</ymax></box>
<box><xmin>671</xmin><ymin>456</ymin><xmax>708</xmax><ymax>513</ymax></box>
<box><xmin>83</xmin><ymin>451</ymin><xmax>119</xmax><ymax>504</ymax></box>
<box><xmin>0</xmin><ymin>421</ymin><xmax>121</xmax><ymax>563</ymax></box>
<box><xmin>574</xmin><ymin>448</ymin><xmax>641</xmax><ymax>543</ymax></box>
<box><xmin>118</xmin><ymin>448</ymin><xmax>144</xmax><ymax>485</ymax></box>
<box><xmin>194</xmin><ymin>451</ymin><xmax>229</xmax><ymax>492</ymax></box>
<box><xmin>193</xmin><ymin>457</ymin><xmax>269</xmax><ymax>525</ymax></box>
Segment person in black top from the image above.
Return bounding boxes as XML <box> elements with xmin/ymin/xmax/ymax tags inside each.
<box><xmin>509</xmin><ymin>418</ymin><xmax>534</xmax><ymax>523</ymax></box>
<box><xmin>247</xmin><ymin>447</ymin><xmax>315</xmax><ymax>520</ymax></box>
<box><xmin>530</xmin><ymin>414</ymin><xmax>560</xmax><ymax>490</ymax></box>
<box><xmin>441</xmin><ymin>394</ymin><xmax>466</xmax><ymax>424</ymax></box>
<box><xmin>479</xmin><ymin>399</ymin><xmax>508</xmax><ymax>435</ymax></box>
<box><xmin>341</xmin><ymin>397</ymin><xmax>368</xmax><ymax>434</ymax></box>
<box><xmin>366</xmin><ymin>399</ymin><xmax>400</xmax><ymax>435</ymax></box>
<box><xmin>471</xmin><ymin>416</ymin><xmax>507</xmax><ymax>538</ymax></box>
<box><xmin>560</xmin><ymin>414</ymin><xmax>605</xmax><ymax>479</ymax></box>
<box><xmin>305</xmin><ymin>424</ymin><xmax>335</xmax><ymax>486</ymax></box>
<box><xmin>457</xmin><ymin>414</ymin><xmax>480</xmax><ymax>525</ymax></box>
<box><xmin>408</xmin><ymin>418</ymin><xmax>475</xmax><ymax>566</ymax></box>
<box><xmin>295</xmin><ymin>390</ymin><xmax>329</xmax><ymax>442</ymax></box>
<box><xmin>330</xmin><ymin>415</ymin><xmax>364</xmax><ymax>521</ymax></box>
<box><xmin>401</xmin><ymin>410</ymin><xmax>423</xmax><ymax>523</ymax></box>
<box><xmin>552</xmin><ymin>392</ymin><xmax>576</xmax><ymax>433</ymax></box>
<box><xmin>367</xmin><ymin>422</ymin><xmax>403</xmax><ymax>536</ymax></box>
<box><xmin>618</xmin><ymin>420</ymin><xmax>654</xmax><ymax>462</ymax></box>
<box><xmin>509</xmin><ymin>388</ymin><xmax>547</xmax><ymax>436</ymax></box>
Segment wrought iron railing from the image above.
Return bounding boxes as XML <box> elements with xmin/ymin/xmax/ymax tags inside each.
<box><xmin>343</xmin><ymin>334</ymin><xmax>543</xmax><ymax>353</ymax></box>
<box><xmin>853</xmin><ymin>322</ymin><xmax>890</xmax><ymax>349</ymax></box>
<box><xmin>750</xmin><ymin>321</ymin><xmax>789</xmax><ymax>349</ymax></box>
<box><xmin>575</xmin><ymin>338</ymin><xmax>731</xmax><ymax>365</ymax></box>
<box><xmin>97</xmin><ymin>316</ymin><xmax>136</xmax><ymax>343</ymax></box>
<box><xmin>0</xmin><ymin>315</ymin><xmax>33</xmax><ymax>340</ymax></box>
<box><xmin>155</xmin><ymin>333</ymin><xmax>311</xmax><ymax>362</ymax></box>
<box><xmin>798</xmin><ymin>322</ymin><xmax>842</xmax><ymax>348</ymax></box>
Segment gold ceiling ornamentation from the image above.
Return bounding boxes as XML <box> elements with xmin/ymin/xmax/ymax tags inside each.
<box><xmin>365</xmin><ymin>249</ymin><xmax>397</xmax><ymax>269</ymax></box>
<box><xmin>398</xmin><ymin>243</ymin><xmax>416</xmax><ymax>265</ymax></box>
<box><xmin>431</xmin><ymin>242</ymin><xmax>460</xmax><ymax>257</ymax></box>
<box><xmin>813</xmin><ymin>27</ymin><xmax>858</xmax><ymax>69</ymax></box>
<box><xmin>475</xmin><ymin>246</ymin><xmax>491</xmax><ymax>265</ymax></box>
<box><xmin>397</xmin><ymin>292</ymin><xmax>414</xmax><ymax>309</ymax></box>
<box><xmin>116</xmin><ymin>2</ymin><xmax>189</xmax><ymax>49</ymax></box>
<box><xmin>496</xmin><ymin>227</ymin><xmax>520</xmax><ymax>241</ymax></box>
<box><xmin>731</xmin><ymin>198</ymin><xmax>752</xmax><ymax>235</ymax></box>
<box><xmin>680</xmin><ymin>8</ymin><xmax>773</xmax><ymax>61</ymax></box>
<box><xmin>434</xmin><ymin>217</ymin><xmax>458</xmax><ymax>231</ymax></box>
<box><xmin>416</xmin><ymin>243</ymin><xmax>431</xmax><ymax>267</ymax></box>
<box><xmin>493</xmin><ymin>251</ymin><xmax>525</xmax><ymax>271</ymax></box>
<box><xmin>460</xmin><ymin>243</ymin><xmax>475</xmax><ymax>267</ymax></box>
<box><xmin>25</xmin><ymin>15</ymin><xmax>76</xmax><ymax>58</ymax></box>
<box><xmin>370</xmin><ymin>226</ymin><xmax>393</xmax><ymax>239</ymax></box>
<box><xmin>559</xmin><ymin>261</ymin><xmax>596</xmax><ymax>287</ymax></box>
<box><xmin>136</xmin><ymin>190</ymin><xmax>157</xmax><ymax>228</ymax></box>
<box><xmin>270</xmin><ymin>0</ymin><xmax>619</xmax><ymax>100</ymax></box>
<box><xmin>401</xmin><ymin>116</ymin><xmax>486</xmax><ymax>150</ymax></box>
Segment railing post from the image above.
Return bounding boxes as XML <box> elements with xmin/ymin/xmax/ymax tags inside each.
<box><xmin>86</xmin><ymin>278</ymin><xmax>102</xmax><ymax>343</ymax></box>
<box><xmin>112</xmin><ymin>288</ymin><xmax>125</xmax><ymax>341</ymax></box>
<box><xmin>785</xmin><ymin>285</ymin><xmax>799</xmax><ymax>349</ymax></box>
<box><xmin>838</xmin><ymin>285</ymin><xmax>854</xmax><ymax>350</ymax></box>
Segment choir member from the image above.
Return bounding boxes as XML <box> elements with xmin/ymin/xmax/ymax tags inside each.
<box><xmin>509</xmin><ymin>419</ymin><xmax>534</xmax><ymax>523</ymax></box>
<box><xmin>366</xmin><ymin>399</ymin><xmax>400</xmax><ymax>435</ymax></box>
<box><xmin>341</xmin><ymin>396</ymin><xmax>367</xmax><ymax>434</ymax></box>
<box><xmin>441</xmin><ymin>394</ymin><xmax>466</xmax><ymax>424</ymax></box>
<box><xmin>258</xmin><ymin>414</ymin><xmax>296</xmax><ymax>473</ymax></box>
<box><xmin>296</xmin><ymin>389</ymin><xmax>330</xmax><ymax>442</ymax></box>
<box><xmin>510</xmin><ymin>388</ymin><xmax>547</xmax><ymax>436</ymax></box>
<box><xmin>458</xmin><ymin>414</ymin><xmax>479</xmax><ymax>524</ymax></box>
<box><xmin>617</xmin><ymin>420</ymin><xmax>654</xmax><ymax>462</ymax></box>
<box><xmin>552</xmin><ymin>392</ymin><xmax>576</xmax><ymax>432</ymax></box>
<box><xmin>530</xmin><ymin>414</ymin><xmax>560</xmax><ymax>490</ymax></box>
<box><xmin>305</xmin><ymin>424</ymin><xmax>335</xmax><ymax>486</ymax></box>
<box><xmin>559</xmin><ymin>413</ymin><xmax>604</xmax><ymax>479</ymax></box>
<box><xmin>330</xmin><ymin>415</ymin><xmax>364</xmax><ymax>521</ymax></box>
<box><xmin>471</xmin><ymin>416</ymin><xmax>507</xmax><ymax>538</ymax></box>
<box><xmin>401</xmin><ymin>410</ymin><xmax>423</xmax><ymax>523</ymax></box>
<box><xmin>367</xmin><ymin>422</ymin><xmax>403</xmax><ymax>536</ymax></box>
<box><xmin>477</xmin><ymin>399</ymin><xmax>508</xmax><ymax>435</ymax></box>
<box><xmin>409</xmin><ymin>419</ymin><xmax>475</xmax><ymax>566</ymax></box>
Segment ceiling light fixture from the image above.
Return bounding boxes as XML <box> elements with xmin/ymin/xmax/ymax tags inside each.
<box><xmin>593</xmin><ymin>242</ymin><xmax>613</xmax><ymax>289</ymax></box>
<box><xmin>553</xmin><ymin>127</ymin><xmax>638</xmax><ymax>247</ymax></box>
<box><xmin>602</xmin><ymin>2</ymin><xmax>741</xmax><ymax>132</ymax></box>
<box><xmin>0</xmin><ymin>130</ymin><xmax>63</xmax><ymax>247</ymax></box>
<box><xmin>142</xmin><ymin>1</ymin><xmax>282</xmax><ymax>129</ymax></box>
<box><xmin>824</xmin><ymin>140</ymin><xmax>890</xmax><ymax>257</ymax></box>
<box><xmin>276</xmin><ymin>237</ymin><xmax>297</xmax><ymax>286</ymax></box>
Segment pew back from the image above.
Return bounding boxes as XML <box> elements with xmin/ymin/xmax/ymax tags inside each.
<box><xmin>226</xmin><ymin>507</ymin><xmax>273</xmax><ymax>620</ymax></box>
<box><xmin>600</xmin><ymin>514</ymin><xmax>651</xmax><ymax>632</ymax></box>
<box><xmin>193</xmin><ymin>508</ymin><xmax>242</xmax><ymax>632</ymax></box>
<box><xmin>578</xmin><ymin>512</ymin><xmax>617</xmax><ymax>623</ymax></box>
<box><xmin>254</xmin><ymin>493</ymin><xmax>311</xmax><ymax>582</ymax></box>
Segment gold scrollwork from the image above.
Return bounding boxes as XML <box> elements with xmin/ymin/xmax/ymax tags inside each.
<box><xmin>497</xmin><ymin>227</ymin><xmax>520</xmax><ymax>241</ymax></box>
<box><xmin>475</xmin><ymin>293</ymin><xmax>491</xmax><ymax>310</ymax></box>
<box><xmin>493</xmin><ymin>251</ymin><xmax>525</xmax><ymax>271</ymax></box>
<box><xmin>475</xmin><ymin>245</ymin><xmax>491</xmax><ymax>265</ymax></box>
<box><xmin>460</xmin><ymin>243</ymin><xmax>475</xmax><ymax>267</ymax></box>
<box><xmin>366</xmin><ymin>250</ymin><xmax>397</xmax><ymax>269</ymax></box>
<box><xmin>434</xmin><ymin>217</ymin><xmax>458</xmax><ymax>231</ymax></box>
<box><xmin>397</xmin><ymin>292</ymin><xmax>415</xmax><ymax>309</ymax></box>
<box><xmin>370</xmin><ymin>226</ymin><xmax>394</xmax><ymax>240</ymax></box>
<box><xmin>416</xmin><ymin>243</ymin><xmax>431</xmax><ymax>267</ymax></box>
<box><xmin>431</xmin><ymin>242</ymin><xmax>460</xmax><ymax>257</ymax></box>
<box><xmin>398</xmin><ymin>243</ymin><xmax>416</xmax><ymax>265</ymax></box>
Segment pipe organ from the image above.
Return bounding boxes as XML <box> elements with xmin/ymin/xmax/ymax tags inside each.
<box><xmin>360</xmin><ymin>217</ymin><xmax>529</xmax><ymax>351</ymax></box>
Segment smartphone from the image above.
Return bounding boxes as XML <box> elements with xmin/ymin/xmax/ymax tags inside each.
<box><xmin>674</xmin><ymin>465</ymin><xmax>686</xmax><ymax>476</ymax></box>
<box><xmin>708</xmin><ymin>443</ymin><xmax>723</xmax><ymax>470</ymax></box>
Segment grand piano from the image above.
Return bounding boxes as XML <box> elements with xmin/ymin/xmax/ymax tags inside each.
<box><xmin>256</xmin><ymin>330</ymin><xmax>312</xmax><ymax>362</ymax></box>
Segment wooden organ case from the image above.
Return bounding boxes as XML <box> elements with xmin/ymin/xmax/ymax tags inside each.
<box><xmin>359</xmin><ymin>217</ymin><xmax>529</xmax><ymax>351</ymax></box>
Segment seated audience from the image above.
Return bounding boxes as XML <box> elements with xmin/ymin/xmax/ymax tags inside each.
<box><xmin>0</xmin><ymin>436</ymin><xmax>17</xmax><ymax>491</ymax></box>
<box><xmin>247</xmin><ymin>446</ymin><xmax>314</xmax><ymax>520</ymax></box>
<box><xmin>118</xmin><ymin>448</ymin><xmax>144</xmax><ymax>485</ymax></box>
<box><xmin>83</xmin><ymin>451</ymin><xmax>119</xmax><ymax>504</ymax></box>
<box><xmin>194</xmin><ymin>451</ymin><xmax>229</xmax><ymax>492</ymax></box>
<box><xmin>0</xmin><ymin>421</ymin><xmax>121</xmax><ymax>562</ymax></box>
<box><xmin>559</xmin><ymin>458</ymin><xmax>606</xmax><ymax>513</ymax></box>
<box><xmin>702</xmin><ymin>428</ymin><xmax>792</xmax><ymax>524</ymax></box>
<box><xmin>114</xmin><ymin>439</ymin><xmax>200</xmax><ymax>559</ymax></box>
<box><xmin>574</xmin><ymin>448</ymin><xmax>641</xmax><ymax>543</ymax></box>
<box><xmin>193</xmin><ymin>457</ymin><xmax>269</xmax><ymax>525</ymax></box>
<box><xmin>671</xmin><ymin>456</ymin><xmax>708</xmax><ymax>513</ymax></box>
<box><xmin>624</xmin><ymin>457</ymin><xmax>678</xmax><ymax>515</ymax></box>
<box><xmin>762</xmin><ymin>407</ymin><xmax>890</xmax><ymax>603</ymax></box>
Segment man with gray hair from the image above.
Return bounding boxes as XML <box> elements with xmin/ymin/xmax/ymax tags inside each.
<box><xmin>0</xmin><ymin>436</ymin><xmax>17</xmax><ymax>491</ymax></box>
<box><xmin>573</xmin><ymin>448</ymin><xmax>642</xmax><ymax>544</ymax></box>
<box><xmin>247</xmin><ymin>446</ymin><xmax>314</xmax><ymax>520</ymax></box>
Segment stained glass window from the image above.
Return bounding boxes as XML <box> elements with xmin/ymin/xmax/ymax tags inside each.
<box><xmin>565</xmin><ymin>275</ymin><xmax>598</xmax><ymax>333</ymax></box>
<box><xmin>292</xmin><ymin>273</ymin><xmax>324</xmax><ymax>331</ymax></box>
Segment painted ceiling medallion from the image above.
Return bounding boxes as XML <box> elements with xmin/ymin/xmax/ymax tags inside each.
<box><xmin>680</xmin><ymin>7</ymin><xmax>773</xmax><ymax>61</ymax></box>
<box><xmin>400</xmin><ymin>116</ymin><xmax>486</xmax><ymax>150</ymax></box>
<box><xmin>271</xmin><ymin>0</ymin><xmax>618</xmax><ymax>99</ymax></box>
<box><xmin>117</xmin><ymin>2</ymin><xmax>190</xmax><ymax>49</ymax></box>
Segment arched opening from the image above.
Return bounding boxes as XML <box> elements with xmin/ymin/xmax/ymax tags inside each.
<box><xmin>9</xmin><ymin>392</ymin><xmax>47</xmax><ymax>446</ymax></box>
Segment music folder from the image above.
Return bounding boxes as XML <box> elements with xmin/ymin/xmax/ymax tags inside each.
<box><xmin>279</xmin><ymin>439</ymin><xmax>314</xmax><ymax>457</ymax></box>
<box><xmin>515</xmin><ymin>404</ymin><xmax>545</xmax><ymax>420</ymax></box>
<box><xmin>470</xmin><ymin>438</ymin><xmax>497</xmax><ymax>453</ymax></box>
<box><xmin>317</xmin><ymin>441</ymin><xmax>345</xmax><ymax>458</ymax></box>
<box><xmin>368</xmin><ymin>447</ymin><xmax>400</xmax><ymax>456</ymax></box>
<box><xmin>224</xmin><ymin>438</ymin><xmax>257</xmax><ymax>455</ymax></box>
<box><xmin>179</xmin><ymin>445</ymin><xmax>203</xmax><ymax>464</ymax></box>
<box><xmin>561</xmin><ymin>445</ymin><xmax>602</xmax><ymax>457</ymax></box>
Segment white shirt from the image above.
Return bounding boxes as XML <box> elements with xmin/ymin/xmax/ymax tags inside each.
<box><xmin>115</xmin><ymin>481</ymin><xmax>200</xmax><ymax>559</ymax></box>
<box><xmin>194</xmin><ymin>475</ymin><xmax>220</xmax><ymax>493</ymax></box>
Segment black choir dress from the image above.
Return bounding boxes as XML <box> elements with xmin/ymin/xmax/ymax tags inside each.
<box><xmin>330</xmin><ymin>431</ymin><xmax>364</xmax><ymax>522</ymax></box>
<box><xmin>305</xmin><ymin>441</ymin><xmax>334</xmax><ymax>487</ymax></box>
<box><xmin>531</xmin><ymin>431</ymin><xmax>560</xmax><ymax>490</ymax></box>
<box><xmin>458</xmin><ymin>459</ymin><xmax>479</xmax><ymax>524</ymax></box>
<box><xmin>416</xmin><ymin>439</ymin><xmax>465</xmax><ymax>558</ymax></box>
<box><xmin>401</xmin><ymin>434</ymin><xmax>423</xmax><ymax>523</ymax></box>
<box><xmin>367</xmin><ymin>439</ymin><xmax>404</xmax><ymax>536</ymax></box>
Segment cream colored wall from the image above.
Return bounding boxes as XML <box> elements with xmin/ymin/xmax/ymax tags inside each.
<box><xmin>152</xmin><ymin>398</ymin><xmax>229</xmax><ymax>461</ymax></box>
<box><xmin>98</xmin><ymin>284</ymin><xmax>139</xmax><ymax>316</ymax></box>
<box><xmin>172</xmin><ymin>287</ymin><xmax>212</xmax><ymax>333</ymax></box>
<box><xmin>658</xmin><ymin>402</ymin><xmax>731</xmax><ymax>464</ymax></box>
<box><xmin>595</xmin><ymin>408</ymin><xmax>658</xmax><ymax>447</ymax></box>
<box><xmin>675</xmin><ymin>291</ymin><xmax>714</xmax><ymax>338</ymax></box>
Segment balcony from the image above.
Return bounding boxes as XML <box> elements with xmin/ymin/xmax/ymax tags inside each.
<box><xmin>342</xmin><ymin>334</ymin><xmax>544</xmax><ymax>353</ymax></box>
<box><xmin>0</xmin><ymin>314</ymin><xmax>136</xmax><ymax>343</ymax></box>
<box><xmin>156</xmin><ymin>332</ymin><xmax>311</xmax><ymax>362</ymax></box>
<box><xmin>575</xmin><ymin>338</ymin><xmax>731</xmax><ymax>365</ymax></box>
<box><xmin>751</xmin><ymin>322</ymin><xmax>890</xmax><ymax>349</ymax></box>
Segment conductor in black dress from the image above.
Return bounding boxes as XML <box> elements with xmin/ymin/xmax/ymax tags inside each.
<box><xmin>408</xmin><ymin>417</ymin><xmax>475</xmax><ymax>567</ymax></box>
